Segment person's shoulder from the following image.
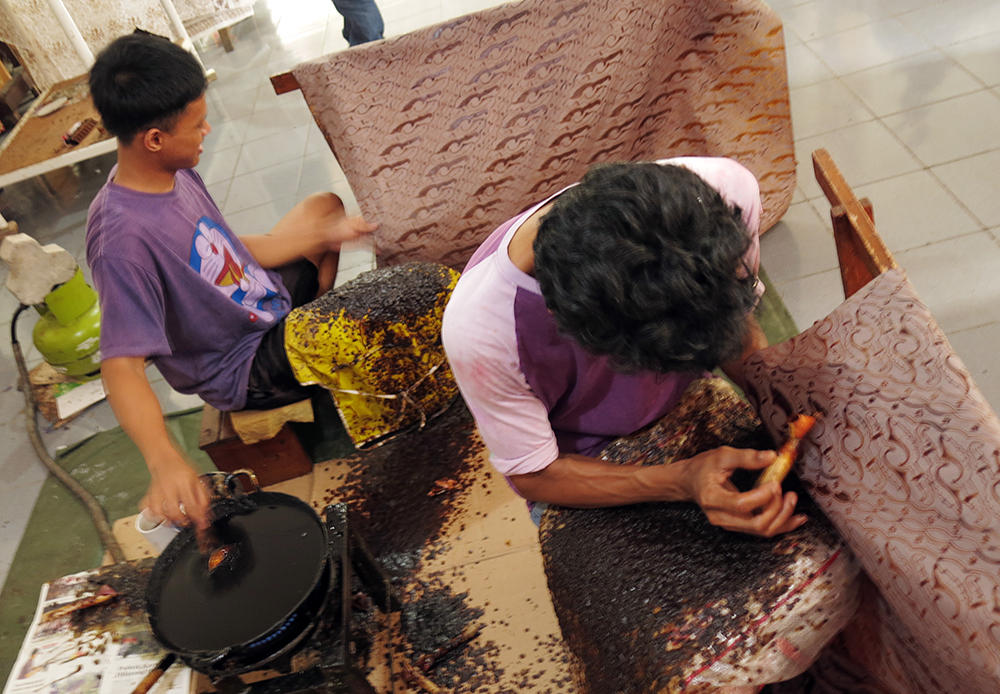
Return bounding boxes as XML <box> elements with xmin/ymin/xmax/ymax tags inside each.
<box><xmin>658</xmin><ymin>156</ymin><xmax>757</xmax><ymax>183</ymax></box>
<box><xmin>661</xmin><ymin>156</ymin><xmax>760</xmax><ymax>208</ymax></box>
<box><xmin>447</xmin><ymin>253</ymin><xmax>509</xmax><ymax>315</ymax></box>
<box><xmin>87</xmin><ymin>181</ymin><xmax>129</xmax><ymax>239</ymax></box>
<box><xmin>177</xmin><ymin>167</ymin><xmax>206</xmax><ymax>186</ymax></box>
<box><xmin>175</xmin><ymin>168</ymin><xmax>220</xmax><ymax>209</ymax></box>
<box><xmin>86</xmin><ymin>184</ymin><xmax>156</xmax><ymax>264</ymax></box>
<box><xmin>88</xmin><ymin>181</ymin><xmax>146</xmax><ymax>229</ymax></box>
<box><xmin>443</xmin><ymin>257</ymin><xmax>522</xmax><ymax>362</ymax></box>
<box><xmin>175</xmin><ymin>167</ymin><xmax>212</xmax><ymax>195</ymax></box>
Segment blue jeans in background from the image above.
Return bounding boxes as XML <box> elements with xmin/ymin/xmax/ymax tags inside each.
<box><xmin>331</xmin><ymin>0</ymin><xmax>384</xmax><ymax>46</ymax></box>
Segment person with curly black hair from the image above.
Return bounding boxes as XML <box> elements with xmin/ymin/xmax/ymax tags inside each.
<box><xmin>442</xmin><ymin>157</ymin><xmax>805</xmax><ymax>537</ymax></box>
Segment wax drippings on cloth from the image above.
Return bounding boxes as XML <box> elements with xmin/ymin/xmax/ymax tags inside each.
<box><xmin>284</xmin><ymin>262</ymin><xmax>460</xmax><ymax>448</ymax></box>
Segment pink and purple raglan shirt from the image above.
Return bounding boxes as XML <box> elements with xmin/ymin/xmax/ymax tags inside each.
<box><xmin>441</xmin><ymin>157</ymin><xmax>764</xmax><ymax>483</ymax></box>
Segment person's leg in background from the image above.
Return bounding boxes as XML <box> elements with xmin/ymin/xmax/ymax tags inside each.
<box><xmin>331</xmin><ymin>0</ymin><xmax>384</xmax><ymax>46</ymax></box>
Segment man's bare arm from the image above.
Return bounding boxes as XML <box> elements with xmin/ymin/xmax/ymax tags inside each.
<box><xmin>508</xmin><ymin>446</ymin><xmax>805</xmax><ymax>537</ymax></box>
<box><xmin>240</xmin><ymin>192</ymin><xmax>376</xmax><ymax>270</ymax></box>
<box><xmin>240</xmin><ymin>215</ymin><xmax>375</xmax><ymax>269</ymax></box>
<box><xmin>101</xmin><ymin>357</ymin><xmax>210</xmax><ymax>528</ymax></box>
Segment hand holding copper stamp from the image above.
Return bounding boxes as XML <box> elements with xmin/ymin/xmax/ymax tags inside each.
<box><xmin>754</xmin><ymin>413</ymin><xmax>818</xmax><ymax>488</ymax></box>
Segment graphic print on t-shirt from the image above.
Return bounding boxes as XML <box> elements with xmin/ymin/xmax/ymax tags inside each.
<box><xmin>189</xmin><ymin>217</ymin><xmax>281</xmax><ymax>323</ymax></box>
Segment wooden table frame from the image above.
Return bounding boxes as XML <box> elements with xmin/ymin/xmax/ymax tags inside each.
<box><xmin>812</xmin><ymin>148</ymin><xmax>899</xmax><ymax>299</ymax></box>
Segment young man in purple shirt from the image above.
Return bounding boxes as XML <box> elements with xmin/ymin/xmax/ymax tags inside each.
<box><xmin>443</xmin><ymin>159</ymin><xmax>805</xmax><ymax>537</ymax></box>
<box><xmin>86</xmin><ymin>34</ymin><xmax>375</xmax><ymax>530</ymax></box>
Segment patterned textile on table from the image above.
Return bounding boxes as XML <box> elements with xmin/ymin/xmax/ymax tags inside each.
<box><xmin>291</xmin><ymin>0</ymin><xmax>795</xmax><ymax>270</ymax></box>
<box><xmin>539</xmin><ymin>378</ymin><xmax>862</xmax><ymax>694</ymax></box>
<box><xmin>0</xmin><ymin>0</ymin><xmax>178</xmax><ymax>91</ymax></box>
<box><xmin>744</xmin><ymin>268</ymin><xmax>1000</xmax><ymax>694</ymax></box>
<box><xmin>172</xmin><ymin>0</ymin><xmax>254</xmax><ymax>39</ymax></box>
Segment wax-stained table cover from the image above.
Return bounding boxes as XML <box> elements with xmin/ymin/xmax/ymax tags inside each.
<box><xmin>284</xmin><ymin>262</ymin><xmax>460</xmax><ymax>448</ymax></box>
<box><xmin>539</xmin><ymin>378</ymin><xmax>861</xmax><ymax>693</ymax></box>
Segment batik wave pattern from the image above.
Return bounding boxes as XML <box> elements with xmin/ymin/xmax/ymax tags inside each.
<box><xmin>292</xmin><ymin>0</ymin><xmax>795</xmax><ymax>269</ymax></box>
<box><xmin>745</xmin><ymin>268</ymin><xmax>1000</xmax><ymax>694</ymax></box>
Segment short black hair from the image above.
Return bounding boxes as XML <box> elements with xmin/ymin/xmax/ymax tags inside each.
<box><xmin>89</xmin><ymin>33</ymin><xmax>207</xmax><ymax>145</ymax></box>
<box><xmin>533</xmin><ymin>161</ymin><xmax>757</xmax><ymax>374</ymax></box>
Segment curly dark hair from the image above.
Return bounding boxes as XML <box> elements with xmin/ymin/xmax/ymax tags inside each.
<box><xmin>89</xmin><ymin>33</ymin><xmax>207</xmax><ymax>145</ymax></box>
<box><xmin>533</xmin><ymin>161</ymin><xmax>757</xmax><ymax>374</ymax></box>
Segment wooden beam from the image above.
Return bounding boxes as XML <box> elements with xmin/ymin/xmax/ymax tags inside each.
<box><xmin>270</xmin><ymin>71</ymin><xmax>301</xmax><ymax>95</ymax></box>
<box><xmin>812</xmin><ymin>148</ymin><xmax>897</xmax><ymax>298</ymax></box>
<box><xmin>218</xmin><ymin>26</ymin><xmax>235</xmax><ymax>52</ymax></box>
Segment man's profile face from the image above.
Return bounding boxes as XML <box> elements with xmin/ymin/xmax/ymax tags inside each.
<box><xmin>159</xmin><ymin>94</ymin><xmax>211</xmax><ymax>170</ymax></box>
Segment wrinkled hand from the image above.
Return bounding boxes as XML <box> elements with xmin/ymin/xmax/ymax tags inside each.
<box><xmin>321</xmin><ymin>214</ymin><xmax>377</xmax><ymax>251</ymax></box>
<box><xmin>141</xmin><ymin>455</ymin><xmax>211</xmax><ymax>530</ymax></box>
<box><xmin>680</xmin><ymin>446</ymin><xmax>806</xmax><ymax>537</ymax></box>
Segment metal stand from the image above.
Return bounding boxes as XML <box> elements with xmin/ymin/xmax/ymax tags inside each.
<box><xmin>213</xmin><ymin>503</ymin><xmax>400</xmax><ymax>694</ymax></box>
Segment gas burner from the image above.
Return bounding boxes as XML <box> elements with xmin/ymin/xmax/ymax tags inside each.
<box><xmin>210</xmin><ymin>503</ymin><xmax>400</xmax><ymax>694</ymax></box>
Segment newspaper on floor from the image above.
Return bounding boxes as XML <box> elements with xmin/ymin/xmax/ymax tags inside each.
<box><xmin>3</xmin><ymin>566</ymin><xmax>191</xmax><ymax>694</ymax></box>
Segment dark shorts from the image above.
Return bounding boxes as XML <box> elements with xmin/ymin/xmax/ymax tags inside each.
<box><xmin>243</xmin><ymin>260</ymin><xmax>322</xmax><ymax>410</ymax></box>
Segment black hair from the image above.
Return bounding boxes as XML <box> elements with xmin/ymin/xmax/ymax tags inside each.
<box><xmin>89</xmin><ymin>33</ymin><xmax>207</xmax><ymax>145</ymax></box>
<box><xmin>533</xmin><ymin>161</ymin><xmax>757</xmax><ymax>374</ymax></box>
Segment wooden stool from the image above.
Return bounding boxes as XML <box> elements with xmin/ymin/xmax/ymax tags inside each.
<box><xmin>199</xmin><ymin>400</ymin><xmax>314</xmax><ymax>487</ymax></box>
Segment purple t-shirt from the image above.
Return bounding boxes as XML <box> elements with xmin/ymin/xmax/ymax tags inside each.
<box><xmin>441</xmin><ymin>157</ymin><xmax>763</xmax><ymax>478</ymax></box>
<box><xmin>86</xmin><ymin>168</ymin><xmax>291</xmax><ymax>410</ymax></box>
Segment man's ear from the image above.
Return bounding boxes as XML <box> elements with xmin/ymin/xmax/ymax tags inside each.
<box><xmin>141</xmin><ymin>127</ymin><xmax>166</xmax><ymax>153</ymax></box>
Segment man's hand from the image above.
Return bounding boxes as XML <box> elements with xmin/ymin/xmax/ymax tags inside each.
<box><xmin>102</xmin><ymin>356</ymin><xmax>212</xmax><ymax>530</ymax></box>
<box><xmin>244</xmin><ymin>193</ymin><xmax>378</xmax><ymax>270</ymax></box>
<box><xmin>678</xmin><ymin>447</ymin><xmax>806</xmax><ymax>537</ymax></box>
<box><xmin>142</xmin><ymin>452</ymin><xmax>211</xmax><ymax>530</ymax></box>
<box><xmin>318</xmin><ymin>214</ymin><xmax>377</xmax><ymax>251</ymax></box>
<box><xmin>508</xmin><ymin>446</ymin><xmax>805</xmax><ymax>538</ymax></box>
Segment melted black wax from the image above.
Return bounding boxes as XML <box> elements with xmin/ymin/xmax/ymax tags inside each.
<box><xmin>320</xmin><ymin>400</ymin><xmax>483</xmax><ymax>578</ymax></box>
<box><xmin>154</xmin><ymin>502</ymin><xmax>326</xmax><ymax>653</ymax></box>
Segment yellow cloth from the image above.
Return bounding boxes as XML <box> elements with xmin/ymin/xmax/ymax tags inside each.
<box><xmin>284</xmin><ymin>263</ymin><xmax>460</xmax><ymax>448</ymax></box>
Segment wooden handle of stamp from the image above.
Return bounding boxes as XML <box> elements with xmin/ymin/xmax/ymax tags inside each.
<box><xmin>131</xmin><ymin>652</ymin><xmax>176</xmax><ymax>694</ymax></box>
<box><xmin>754</xmin><ymin>414</ymin><xmax>817</xmax><ymax>488</ymax></box>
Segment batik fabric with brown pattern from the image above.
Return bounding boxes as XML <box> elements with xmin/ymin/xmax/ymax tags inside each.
<box><xmin>292</xmin><ymin>0</ymin><xmax>795</xmax><ymax>270</ymax></box>
<box><xmin>744</xmin><ymin>268</ymin><xmax>1000</xmax><ymax>694</ymax></box>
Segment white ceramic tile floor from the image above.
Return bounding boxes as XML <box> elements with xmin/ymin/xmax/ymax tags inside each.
<box><xmin>195</xmin><ymin>143</ymin><xmax>242</xmax><ymax>185</ymax></box>
<box><xmin>806</xmin><ymin>17</ymin><xmax>934</xmax><ymax>75</ymax></box>
<box><xmin>881</xmin><ymin>90</ymin><xmax>1000</xmax><ymax>167</ymax></box>
<box><xmin>788</xmin><ymin>78</ymin><xmax>875</xmax><ymax>139</ymax></box>
<box><xmin>895</xmin><ymin>232</ymin><xmax>1000</xmax><ymax>334</ymax></box>
<box><xmin>758</xmin><ymin>201</ymin><xmax>840</xmax><ymax>285</ymax></box>
<box><xmin>839</xmin><ymin>51</ymin><xmax>983</xmax><ymax>118</ymax></box>
<box><xmin>784</xmin><ymin>43</ymin><xmax>835</xmax><ymax>89</ymax></box>
<box><xmin>942</xmin><ymin>33</ymin><xmax>1000</xmax><ymax>87</ymax></box>
<box><xmin>897</xmin><ymin>0</ymin><xmax>1000</xmax><ymax>47</ymax></box>
<box><xmin>2</xmin><ymin>0</ymin><xmax>1000</xmax><ymax>605</ymax></box>
<box><xmin>851</xmin><ymin>170</ymin><xmax>981</xmax><ymax>251</ymax></box>
<box><xmin>793</xmin><ymin>119</ymin><xmax>923</xmax><ymax>200</ymax></box>
<box><xmin>224</xmin><ymin>159</ymin><xmax>304</xmax><ymax>214</ymax></box>
<box><xmin>232</xmin><ymin>125</ymin><xmax>311</xmax><ymax>176</ymax></box>
<box><xmin>779</xmin><ymin>0</ymin><xmax>890</xmax><ymax>41</ymax></box>
<box><xmin>931</xmin><ymin>150</ymin><xmax>1000</xmax><ymax>229</ymax></box>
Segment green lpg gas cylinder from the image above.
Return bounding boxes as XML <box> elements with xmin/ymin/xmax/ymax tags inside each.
<box><xmin>32</xmin><ymin>269</ymin><xmax>101</xmax><ymax>379</ymax></box>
